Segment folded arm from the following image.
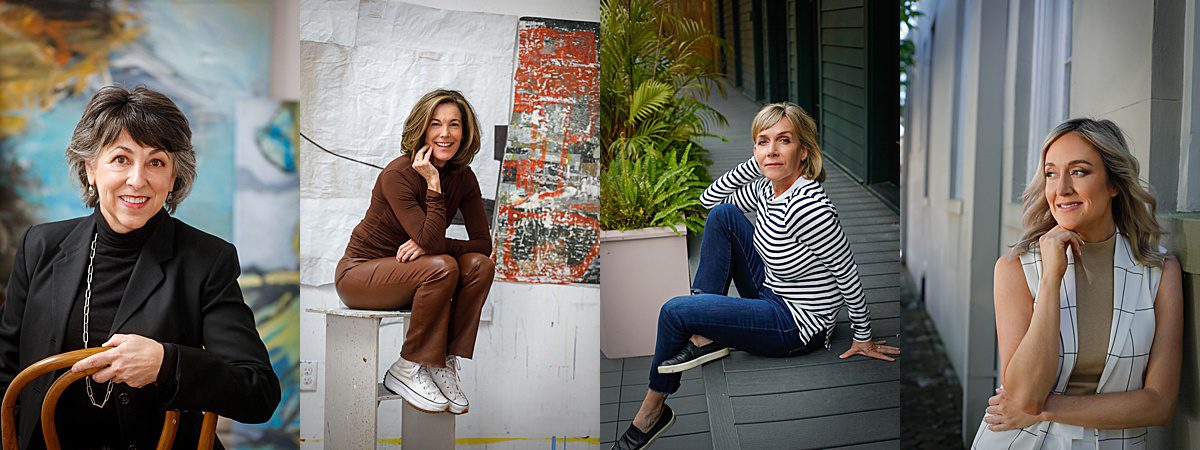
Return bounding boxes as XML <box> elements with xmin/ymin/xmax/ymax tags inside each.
<box><xmin>1036</xmin><ymin>256</ymin><xmax>1182</xmax><ymax>428</ymax></box>
<box><xmin>445</xmin><ymin>170</ymin><xmax>492</xmax><ymax>257</ymax></box>
<box><xmin>383</xmin><ymin>169</ymin><xmax>448</xmax><ymax>254</ymax></box>
<box><xmin>700</xmin><ymin>157</ymin><xmax>762</xmax><ymax>212</ymax></box>
<box><xmin>994</xmin><ymin>253</ymin><xmax>1060</xmax><ymax>415</ymax></box>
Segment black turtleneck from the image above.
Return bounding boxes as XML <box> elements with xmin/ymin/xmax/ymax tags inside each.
<box><xmin>53</xmin><ymin>208</ymin><xmax>177</xmax><ymax>448</ymax></box>
<box><xmin>63</xmin><ymin>208</ymin><xmax>163</xmax><ymax>352</ymax></box>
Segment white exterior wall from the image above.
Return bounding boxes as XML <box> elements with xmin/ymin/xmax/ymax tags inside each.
<box><xmin>903</xmin><ymin>0</ymin><xmax>991</xmax><ymax>442</ymax></box>
<box><xmin>997</xmin><ymin>0</ymin><xmax>1027</xmax><ymax>252</ymax></box>
<box><xmin>1072</xmin><ymin>1</ymin><xmax>1155</xmax><ymax>180</ymax></box>
<box><xmin>298</xmin><ymin>1</ymin><xmax>600</xmax><ymax>448</ymax></box>
<box><xmin>904</xmin><ymin>0</ymin><xmax>967</xmax><ymax>384</ymax></box>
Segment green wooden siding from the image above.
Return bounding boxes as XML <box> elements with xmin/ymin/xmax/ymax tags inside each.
<box><xmin>713</xmin><ymin>0</ymin><xmax>898</xmax><ymax>186</ymax></box>
<box><xmin>864</xmin><ymin>0</ymin><xmax>900</xmax><ymax>185</ymax></box>
<box><xmin>792</xmin><ymin>0</ymin><xmax>820</xmax><ymax>115</ymax></box>
<box><xmin>722</xmin><ymin>0</ymin><xmax>741</xmax><ymax>86</ymax></box>
<box><xmin>819</xmin><ymin>0</ymin><xmax>869</xmax><ymax>179</ymax></box>
<box><xmin>763</xmin><ymin>0</ymin><xmax>789</xmax><ymax>101</ymax></box>
<box><xmin>788</xmin><ymin>1</ymin><xmax>798</xmax><ymax>101</ymax></box>
<box><xmin>739</xmin><ymin>0</ymin><xmax>757</xmax><ymax>96</ymax></box>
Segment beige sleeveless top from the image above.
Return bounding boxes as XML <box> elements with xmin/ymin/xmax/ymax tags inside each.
<box><xmin>973</xmin><ymin>231</ymin><xmax>1163</xmax><ymax>449</ymax></box>
<box><xmin>1065</xmin><ymin>233</ymin><xmax>1116</xmax><ymax>395</ymax></box>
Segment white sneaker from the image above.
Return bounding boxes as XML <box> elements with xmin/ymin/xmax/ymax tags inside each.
<box><xmin>428</xmin><ymin>356</ymin><xmax>469</xmax><ymax>414</ymax></box>
<box><xmin>383</xmin><ymin>357</ymin><xmax>449</xmax><ymax>413</ymax></box>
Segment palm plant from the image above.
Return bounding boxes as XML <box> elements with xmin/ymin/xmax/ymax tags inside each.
<box><xmin>599</xmin><ymin>0</ymin><xmax>728</xmax><ymax>167</ymax></box>
<box><xmin>600</xmin><ymin>0</ymin><xmax>728</xmax><ymax>232</ymax></box>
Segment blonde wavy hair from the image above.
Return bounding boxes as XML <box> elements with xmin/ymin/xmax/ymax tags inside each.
<box><xmin>750</xmin><ymin>102</ymin><xmax>825</xmax><ymax>183</ymax></box>
<box><xmin>1013</xmin><ymin>118</ymin><xmax>1165</xmax><ymax>267</ymax></box>
<box><xmin>400</xmin><ymin>89</ymin><xmax>482</xmax><ymax>172</ymax></box>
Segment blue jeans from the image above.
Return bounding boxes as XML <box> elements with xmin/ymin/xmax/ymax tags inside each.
<box><xmin>648</xmin><ymin>204</ymin><xmax>817</xmax><ymax>394</ymax></box>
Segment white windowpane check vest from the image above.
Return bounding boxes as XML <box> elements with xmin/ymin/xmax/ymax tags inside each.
<box><xmin>972</xmin><ymin>232</ymin><xmax>1163</xmax><ymax>450</ymax></box>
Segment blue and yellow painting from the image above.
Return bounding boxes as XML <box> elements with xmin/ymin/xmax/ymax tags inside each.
<box><xmin>0</xmin><ymin>1</ymin><xmax>298</xmax><ymax>448</ymax></box>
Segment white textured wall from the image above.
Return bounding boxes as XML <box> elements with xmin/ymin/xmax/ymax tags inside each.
<box><xmin>299</xmin><ymin>1</ymin><xmax>516</xmax><ymax>284</ymax></box>
<box><xmin>299</xmin><ymin>1</ymin><xmax>600</xmax><ymax>447</ymax></box>
<box><xmin>398</xmin><ymin>0</ymin><xmax>596</xmax><ymax>22</ymax></box>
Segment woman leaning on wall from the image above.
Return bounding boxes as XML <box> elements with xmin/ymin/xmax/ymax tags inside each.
<box><xmin>973</xmin><ymin>118</ymin><xmax>1182</xmax><ymax>449</ymax></box>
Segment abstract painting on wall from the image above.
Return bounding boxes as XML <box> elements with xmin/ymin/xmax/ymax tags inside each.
<box><xmin>493</xmin><ymin>18</ymin><xmax>601</xmax><ymax>285</ymax></box>
<box><xmin>0</xmin><ymin>1</ymin><xmax>295</xmax><ymax>447</ymax></box>
<box><xmin>234</xmin><ymin>99</ymin><xmax>300</xmax><ymax>447</ymax></box>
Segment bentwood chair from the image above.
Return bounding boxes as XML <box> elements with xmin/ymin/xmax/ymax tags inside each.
<box><xmin>1</xmin><ymin>347</ymin><xmax>219</xmax><ymax>450</ymax></box>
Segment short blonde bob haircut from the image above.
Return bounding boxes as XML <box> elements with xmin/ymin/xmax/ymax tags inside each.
<box><xmin>750</xmin><ymin>102</ymin><xmax>825</xmax><ymax>183</ymax></box>
<box><xmin>1013</xmin><ymin>118</ymin><xmax>1165</xmax><ymax>267</ymax></box>
<box><xmin>400</xmin><ymin>89</ymin><xmax>482</xmax><ymax>172</ymax></box>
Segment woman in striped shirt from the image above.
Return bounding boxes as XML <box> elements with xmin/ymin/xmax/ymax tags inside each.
<box><xmin>611</xmin><ymin>102</ymin><xmax>898</xmax><ymax>450</ymax></box>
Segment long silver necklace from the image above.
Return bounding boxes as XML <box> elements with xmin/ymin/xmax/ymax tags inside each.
<box><xmin>84</xmin><ymin>232</ymin><xmax>113</xmax><ymax>408</ymax></box>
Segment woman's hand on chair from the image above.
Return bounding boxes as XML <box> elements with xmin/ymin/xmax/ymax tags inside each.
<box><xmin>412</xmin><ymin>146</ymin><xmax>441</xmax><ymax>192</ymax></box>
<box><xmin>396</xmin><ymin>239</ymin><xmax>427</xmax><ymax>262</ymax></box>
<box><xmin>839</xmin><ymin>339</ymin><xmax>900</xmax><ymax>362</ymax></box>
<box><xmin>71</xmin><ymin>334</ymin><xmax>164</xmax><ymax>388</ymax></box>
<box><xmin>984</xmin><ymin>387</ymin><xmax>1041</xmax><ymax>431</ymax></box>
<box><xmin>1039</xmin><ymin>226</ymin><xmax>1084</xmax><ymax>280</ymax></box>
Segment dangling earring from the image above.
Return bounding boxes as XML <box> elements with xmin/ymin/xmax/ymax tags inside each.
<box><xmin>87</xmin><ymin>185</ymin><xmax>95</xmax><ymax>195</ymax></box>
<box><xmin>166</xmin><ymin>191</ymin><xmax>173</xmax><ymax>202</ymax></box>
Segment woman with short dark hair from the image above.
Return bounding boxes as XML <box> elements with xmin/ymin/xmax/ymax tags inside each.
<box><xmin>0</xmin><ymin>85</ymin><xmax>280</xmax><ymax>449</ymax></box>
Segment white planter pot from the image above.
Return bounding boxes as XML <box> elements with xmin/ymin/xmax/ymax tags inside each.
<box><xmin>599</xmin><ymin>226</ymin><xmax>691</xmax><ymax>358</ymax></box>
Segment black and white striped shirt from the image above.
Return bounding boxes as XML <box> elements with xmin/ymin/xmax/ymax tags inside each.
<box><xmin>700</xmin><ymin>157</ymin><xmax>872</xmax><ymax>343</ymax></box>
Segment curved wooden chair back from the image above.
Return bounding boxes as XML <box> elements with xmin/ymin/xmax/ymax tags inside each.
<box><xmin>1</xmin><ymin>347</ymin><xmax>219</xmax><ymax>450</ymax></box>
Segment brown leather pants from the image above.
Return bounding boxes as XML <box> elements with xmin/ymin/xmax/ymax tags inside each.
<box><xmin>334</xmin><ymin>253</ymin><xmax>495</xmax><ymax>367</ymax></box>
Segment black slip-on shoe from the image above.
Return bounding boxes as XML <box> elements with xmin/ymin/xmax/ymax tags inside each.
<box><xmin>611</xmin><ymin>404</ymin><xmax>676</xmax><ymax>450</ymax></box>
<box><xmin>656</xmin><ymin>342</ymin><xmax>730</xmax><ymax>374</ymax></box>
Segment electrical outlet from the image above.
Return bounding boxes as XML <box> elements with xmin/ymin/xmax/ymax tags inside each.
<box><xmin>300</xmin><ymin>360</ymin><xmax>317</xmax><ymax>392</ymax></box>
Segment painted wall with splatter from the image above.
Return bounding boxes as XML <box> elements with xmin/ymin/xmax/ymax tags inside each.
<box><xmin>493</xmin><ymin>18</ymin><xmax>601</xmax><ymax>285</ymax></box>
<box><xmin>0</xmin><ymin>1</ymin><xmax>298</xmax><ymax>447</ymax></box>
<box><xmin>299</xmin><ymin>1</ymin><xmax>600</xmax><ymax>448</ymax></box>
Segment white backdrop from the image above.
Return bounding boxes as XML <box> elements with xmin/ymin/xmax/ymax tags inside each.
<box><xmin>299</xmin><ymin>1</ymin><xmax>600</xmax><ymax>448</ymax></box>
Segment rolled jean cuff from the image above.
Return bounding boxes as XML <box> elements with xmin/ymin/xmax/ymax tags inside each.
<box><xmin>648</xmin><ymin>376</ymin><xmax>680</xmax><ymax>396</ymax></box>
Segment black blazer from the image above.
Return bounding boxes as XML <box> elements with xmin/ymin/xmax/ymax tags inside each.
<box><xmin>0</xmin><ymin>213</ymin><xmax>280</xmax><ymax>449</ymax></box>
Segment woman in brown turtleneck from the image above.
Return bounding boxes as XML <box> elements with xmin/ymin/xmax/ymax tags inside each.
<box><xmin>334</xmin><ymin>89</ymin><xmax>494</xmax><ymax>415</ymax></box>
